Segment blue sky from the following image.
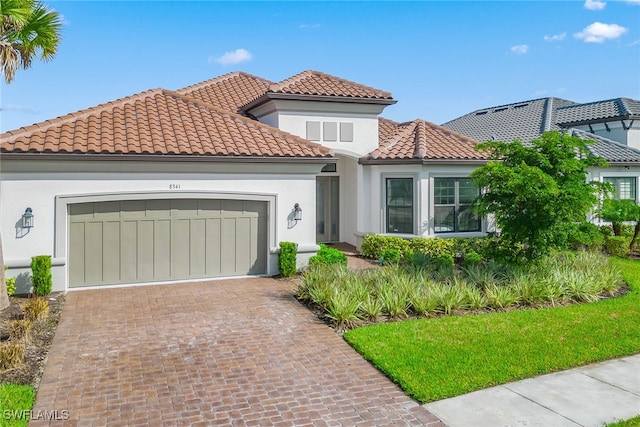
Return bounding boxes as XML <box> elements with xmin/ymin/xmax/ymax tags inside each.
<box><xmin>1</xmin><ymin>0</ymin><xmax>639</xmax><ymax>132</ymax></box>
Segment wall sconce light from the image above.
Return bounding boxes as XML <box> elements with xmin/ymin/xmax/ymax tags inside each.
<box><xmin>293</xmin><ymin>203</ymin><xmax>302</xmax><ymax>221</ymax></box>
<box><xmin>22</xmin><ymin>207</ymin><xmax>34</xmax><ymax>229</ymax></box>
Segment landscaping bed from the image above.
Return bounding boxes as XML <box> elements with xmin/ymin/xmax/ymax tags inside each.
<box><xmin>0</xmin><ymin>292</ymin><xmax>65</xmax><ymax>389</ymax></box>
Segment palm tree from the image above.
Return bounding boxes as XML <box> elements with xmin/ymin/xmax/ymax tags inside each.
<box><xmin>0</xmin><ymin>0</ymin><xmax>61</xmax><ymax>310</ymax></box>
<box><xmin>0</xmin><ymin>0</ymin><xmax>61</xmax><ymax>84</ymax></box>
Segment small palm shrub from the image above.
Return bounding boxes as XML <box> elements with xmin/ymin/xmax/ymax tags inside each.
<box><xmin>604</xmin><ymin>236</ymin><xmax>630</xmax><ymax>258</ymax></box>
<box><xmin>278</xmin><ymin>242</ymin><xmax>298</xmax><ymax>277</ymax></box>
<box><xmin>22</xmin><ymin>297</ymin><xmax>49</xmax><ymax>321</ymax></box>
<box><xmin>31</xmin><ymin>255</ymin><xmax>53</xmax><ymax>296</ymax></box>
<box><xmin>0</xmin><ymin>341</ymin><xmax>25</xmax><ymax>371</ymax></box>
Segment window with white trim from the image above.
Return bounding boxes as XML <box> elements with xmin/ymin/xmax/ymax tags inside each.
<box><xmin>385</xmin><ymin>178</ymin><xmax>413</xmax><ymax>234</ymax></box>
<box><xmin>604</xmin><ymin>177</ymin><xmax>636</xmax><ymax>200</ymax></box>
<box><xmin>434</xmin><ymin>177</ymin><xmax>480</xmax><ymax>233</ymax></box>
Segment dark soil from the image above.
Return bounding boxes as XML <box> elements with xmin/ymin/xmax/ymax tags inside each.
<box><xmin>0</xmin><ymin>292</ymin><xmax>65</xmax><ymax>391</ymax></box>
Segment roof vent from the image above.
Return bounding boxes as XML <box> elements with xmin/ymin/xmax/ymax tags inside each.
<box><xmin>475</xmin><ymin>111</ymin><xmax>488</xmax><ymax>115</ymax></box>
<box><xmin>513</xmin><ymin>103</ymin><xmax>529</xmax><ymax>109</ymax></box>
<box><xmin>493</xmin><ymin>107</ymin><xmax>507</xmax><ymax>113</ymax></box>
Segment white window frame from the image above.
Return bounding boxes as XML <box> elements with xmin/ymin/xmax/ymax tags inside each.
<box><xmin>383</xmin><ymin>175</ymin><xmax>416</xmax><ymax>235</ymax></box>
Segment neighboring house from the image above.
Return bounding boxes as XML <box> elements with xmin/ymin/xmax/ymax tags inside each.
<box><xmin>442</xmin><ymin>96</ymin><xmax>640</xmax><ymax>203</ymax></box>
<box><xmin>1</xmin><ymin>70</ymin><xmax>488</xmax><ymax>291</ymax></box>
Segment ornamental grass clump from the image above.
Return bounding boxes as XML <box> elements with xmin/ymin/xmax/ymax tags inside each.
<box><xmin>7</xmin><ymin>319</ymin><xmax>32</xmax><ymax>342</ymax></box>
<box><xmin>0</xmin><ymin>341</ymin><xmax>25</xmax><ymax>371</ymax></box>
<box><xmin>22</xmin><ymin>297</ymin><xmax>49</xmax><ymax>321</ymax></box>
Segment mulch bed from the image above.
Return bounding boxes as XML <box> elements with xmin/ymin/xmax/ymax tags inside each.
<box><xmin>0</xmin><ymin>292</ymin><xmax>65</xmax><ymax>390</ymax></box>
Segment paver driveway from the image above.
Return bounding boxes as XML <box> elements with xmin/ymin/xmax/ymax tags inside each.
<box><xmin>31</xmin><ymin>278</ymin><xmax>444</xmax><ymax>426</ymax></box>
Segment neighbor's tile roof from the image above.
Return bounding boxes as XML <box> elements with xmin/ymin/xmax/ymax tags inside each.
<box><xmin>176</xmin><ymin>71</ymin><xmax>273</xmax><ymax>116</ymax></box>
<box><xmin>0</xmin><ymin>89</ymin><xmax>333</xmax><ymax>158</ymax></box>
<box><xmin>556</xmin><ymin>98</ymin><xmax>640</xmax><ymax>125</ymax></box>
<box><xmin>566</xmin><ymin>128</ymin><xmax>640</xmax><ymax>163</ymax></box>
<box><xmin>365</xmin><ymin>118</ymin><xmax>487</xmax><ymax>162</ymax></box>
<box><xmin>442</xmin><ymin>97</ymin><xmax>578</xmax><ymax>143</ymax></box>
<box><xmin>267</xmin><ymin>70</ymin><xmax>394</xmax><ymax>100</ymax></box>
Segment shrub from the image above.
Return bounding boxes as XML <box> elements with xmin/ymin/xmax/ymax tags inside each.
<box><xmin>6</xmin><ymin>277</ymin><xmax>16</xmax><ymax>297</ymax></box>
<box><xmin>0</xmin><ymin>341</ymin><xmax>25</xmax><ymax>370</ymax></box>
<box><xmin>8</xmin><ymin>319</ymin><xmax>32</xmax><ymax>341</ymax></box>
<box><xmin>22</xmin><ymin>297</ymin><xmax>49</xmax><ymax>321</ymax></box>
<box><xmin>278</xmin><ymin>242</ymin><xmax>298</xmax><ymax>277</ymax></box>
<box><xmin>380</xmin><ymin>248</ymin><xmax>401</xmax><ymax>265</ymax></box>
<box><xmin>463</xmin><ymin>251</ymin><xmax>482</xmax><ymax>267</ymax></box>
<box><xmin>360</xmin><ymin>235</ymin><xmax>409</xmax><ymax>259</ymax></box>
<box><xmin>435</xmin><ymin>254</ymin><xmax>454</xmax><ymax>268</ymax></box>
<box><xmin>326</xmin><ymin>290</ymin><xmax>361</xmax><ymax>328</ymax></box>
<box><xmin>310</xmin><ymin>244</ymin><xmax>347</xmax><ymax>266</ymax></box>
<box><xmin>604</xmin><ymin>236</ymin><xmax>630</xmax><ymax>258</ymax></box>
<box><xmin>31</xmin><ymin>255</ymin><xmax>52</xmax><ymax>296</ymax></box>
<box><xmin>555</xmin><ymin>222</ymin><xmax>604</xmax><ymax>251</ymax></box>
<box><xmin>408</xmin><ymin>238</ymin><xmax>456</xmax><ymax>258</ymax></box>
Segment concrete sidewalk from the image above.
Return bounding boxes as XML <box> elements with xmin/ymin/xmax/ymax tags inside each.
<box><xmin>426</xmin><ymin>353</ymin><xmax>640</xmax><ymax>427</ymax></box>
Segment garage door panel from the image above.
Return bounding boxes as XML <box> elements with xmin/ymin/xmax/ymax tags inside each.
<box><xmin>137</xmin><ymin>220</ymin><xmax>155</xmax><ymax>282</ymax></box>
<box><xmin>69</xmin><ymin>222</ymin><xmax>86</xmax><ymax>285</ymax></box>
<box><xmin>69</xmin><ymin>199</ymin><xmax>267</xmax><ymax>287</ymax></box>
<box><xmin>174</xmin><ymin>219</ymin><xmax>191</xmax><ymax>277</ymax></box>
<box><xmin>103</xmin><ymin>221</ymin><xmax>121</xmax><ymax>283</ymax></box>
<box><xmin>190</xmin><ymin>218</ymin><xmax>206</xmax><ymax>276</ymax></box>
<box><xmin>146</xmin><ymin>200</ymin><xmax>171</xmax><ymax>218</ymax></box>
<box><xmin>121</xmin><ymin>221</ymin><xmax>138</xmax><ymax>282</ymax></box>
<box><xmin>205</xmin><ymin>218</ymin><xmax>222</xmax><ymax>276</ymax></box>
<box><xmin>154</xmin><ymin>220</ymin><xmax>171</xmax><ymax>279</ymax></box>
<box><xmin>85</xmin><ymin>222</ymin><xmax>104</xmax><ymax>284</ymax></box>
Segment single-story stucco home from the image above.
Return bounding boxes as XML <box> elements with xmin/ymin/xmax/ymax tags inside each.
<box><xmin>2</xmin><ymin>71</ymin><xmax>639</xmax><ymax>291</ymax></box>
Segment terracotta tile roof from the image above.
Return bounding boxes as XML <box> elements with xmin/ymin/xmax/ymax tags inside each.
<box><xmin>268</xmin><ymin>70</ymin><xmax>394</xmax><ymax>100</ymax></box>
<box><xmin>0</xmin><ymin>89</ymin><xmax>333</xmax><ymax>158</ymax></box>
<box><xmin>176</xmin><ymin>71</ymin><xmax>273</xmax><ymax>115</ymax></box>
<box><xmin>366</xmin><ymin>118</ymin><xmax>487</xmax><ymax>162</ymax></box>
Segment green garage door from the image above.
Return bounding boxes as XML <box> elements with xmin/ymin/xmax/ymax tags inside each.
<box><xmin>68</xmin><ymin>199</ymin><xmax>268</xmax><ymax>287</ymax></box>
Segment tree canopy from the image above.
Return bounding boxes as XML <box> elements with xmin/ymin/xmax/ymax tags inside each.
<box><xmin>470</xmin><ymin>131</ymin><xmax>607</xmax><ymax>261</ymax></box>
<box><xmin>0</xmin><ymin>0</ymin><xmax>61</xmax><ymax>83</ymax></box>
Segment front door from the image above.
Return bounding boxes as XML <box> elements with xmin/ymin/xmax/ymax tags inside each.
<box><xmin>316</xmin><ymin>176</ymin><xmax>339</xmax><ymax>243</ymax></box>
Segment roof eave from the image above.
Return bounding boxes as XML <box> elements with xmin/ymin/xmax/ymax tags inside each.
<box><xmin>358</xmin><ymin>157</ymin><xmax>488</xmax><ymax>165</ymax></box>
<box><xmin>558</xmin><ymin>115</ymin><xmax>640</xmax><ymax>127</ymax></box>
<box><xmin>243</xmin><ymin>92</ymin><xmax>397</xmax><ymax>111</ymax></box>
<box><xmin>0</xmin><ymin>152</ymin><xmax>337</xmax><ymax>164</ymax></box>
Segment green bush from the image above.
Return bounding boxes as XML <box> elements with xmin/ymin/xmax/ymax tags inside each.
<box><xmin>6</xmin><ymin>277</ymin><xmax>16</xmax><ymax>296</ymax></box>
<box><xmin>309</xmin><ymin>244</ymin><xmax>347</xmax><ymax>266</ymax></box>
<box><xmin>408</xmin><ymin>238</ymin><xmax>456</xmax><ymax>258</ymax></box>
<box><xmin>604</xmin><ymin>236</ymin><xmax>630</xmax><ymax>258</ymax></box>
<box><xmin>463</xmin><ymin>251</ymin><xmax>482</xmax><ymax>266</ymax></box>
<box><xmin>278</xmin><ymin>242</ymin><xmax>298</xmax><ymax>277</ymax></box>
<box><xmin>555</xmin><ymin>222</ymin><xmax>605</xmax><ymax>251</ymax></box>
<box><xmin>380</xmin><ymin>248</ymin><xmax>401</xmax><ymax>265</ymax></box>
<box><xmin>360</xmin><ymin>234</ymin><xmax>409</xmax><ymax>259</ymax></box>
<box><xmin>435</xmin><ymin>253</ymin><xmax>454</xmax><ymax>268</ymax></box>
<box><xmin>30</xmin><ymin>255</ymin><xmax>52</xmax><ymax>296</ymax></box>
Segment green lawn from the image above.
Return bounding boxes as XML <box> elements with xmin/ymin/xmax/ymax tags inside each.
<box><xmin>343</xmin><ymin>257</ymin><xmax>640</xmax><ymax>403</ymax></box>
<box><xmin>607</xmin><ymin>415</ymin><xmax>640</xmax><ymax>427</ymax></box>
<box><xmin>0</xmin><ymin>384</ymin><xmax>34</xmax><ymax>427</ymax></box>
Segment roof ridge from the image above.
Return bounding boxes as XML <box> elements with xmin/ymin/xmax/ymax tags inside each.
<box><xmin>421</xmin><ymin>118</ymin><xmax>482</xmax><ymax>146</ymax></box>
<box><xmin>378</xmin><ymin>116</ymin><xmax>399</xmax><ymax>126</ymax></box>
<box><xmin>1</xmin><ymin>88</ymin><xmax>165</xmax><ymax>143</ymax></box>
<box><xmin>376</xmin><ymin>120</ymin><xmax>418</xmax><ymax>156</ymax></box>
<box><xmin>469</xmin><ymin>97</ymin><xmax>578</xmax><ymax>115</ymax></box>
<box><xmin>269</xmin><ymin>69</ymin><xmax>393</xmax><ymax>98</ymax></box>
<box><xmin>176</xmin><ymin>71</ymin><xmax>274</xmax><ymax>95</ymax></box>
<box><xmin>413</xmin><ymin>120</ymin><xmax>427</xmax><ymax>158</ymax></box>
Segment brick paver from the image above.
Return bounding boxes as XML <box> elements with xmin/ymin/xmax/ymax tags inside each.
<box><xmin>31</xmin><ymin>277</ymin><xmax>443</xmax><ymax>426</ymax></box>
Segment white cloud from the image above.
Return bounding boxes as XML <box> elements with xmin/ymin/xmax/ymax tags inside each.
<box><xmin>584</xmin><ymin>0</ymin><xmax>606</xmax><ymax>10</ymax></box>
<box><xmin>210</xmin><ymin>48</ymin><xmax>253</xmax><ymax>65</ymax></box>
<box><xmin>0</xmin><ymin>104</ymin><xmax>38</xmax><ymax>113</ymax></box>
<box><xmin>510</xmin><ymin>44</ymin><xmax>529</xmax><ymax>55</ymax></box>
<box><xmin>574</xmin><ymin>22</ymin><xmax>628</xmax><ymax>43</ymax></box>
<box><xmin>299</xmin><ymin>24</ymin><xmax>320</xmax><ymax>29</ymax></box>
<box><xmin>544</xmin><ymin>32</ymin><xmax>566</xmax><ymax>42</ymax></box>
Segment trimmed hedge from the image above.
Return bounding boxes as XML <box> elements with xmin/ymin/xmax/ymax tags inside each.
<box><xmin>310</xmin><ymin>244</ymin><xmax>347</xmax><ymax>266</ymax></box>
<box><xmin>31</xmin><ymin>255</ymin><xmax>52</xmax><ymax>296</ymax></box>
<box><xmin>278</xmin><ymin>242</ymin><xmax>298</xmax><ymax>277</ymax></box>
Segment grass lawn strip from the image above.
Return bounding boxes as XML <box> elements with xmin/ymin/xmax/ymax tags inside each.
<box><xmin>343</xmin><ymin>258</ymin><xmax>640</xmax><ymax>403</ymax></box>
<box><xmin>0</xmin><ymin>384</ymin><xmax>34</xmax><ymax>427</ymax></box>
<box><xmin>607</xmin><ymin>415</ymin><xmax>640</xmax><ymax>427</ymax></box>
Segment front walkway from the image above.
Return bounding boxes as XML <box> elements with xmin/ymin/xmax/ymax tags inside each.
<box><xmin>31</xmin><ymin>278</ymin><xmax>443</xmax><ymax>426</ymax></box>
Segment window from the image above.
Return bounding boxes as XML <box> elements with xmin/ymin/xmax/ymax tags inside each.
<box><xmin>386</xmin><ymin>178</ymin><xmax>413</xmax><ymax>234</ymax></box>
<box><xmin>434</xmin><ymin>178</ymin><xmax>480</xmax><ymax>233</ymax></box>
<box><xmin>604</xmin><ymin>177</ymin><xmax>636</xmax><ymax>200</ymax></box>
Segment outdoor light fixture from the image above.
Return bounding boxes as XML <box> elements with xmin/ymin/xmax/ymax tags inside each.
<box><xmin>293</xmin><ymin>203</ymin><xmax>302</xmax><ymax>221</ymax></box>
<box><xmin>22</xmin><ymin>207</ymin><xmax>34</xmax><ymax>229</ymax></box>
